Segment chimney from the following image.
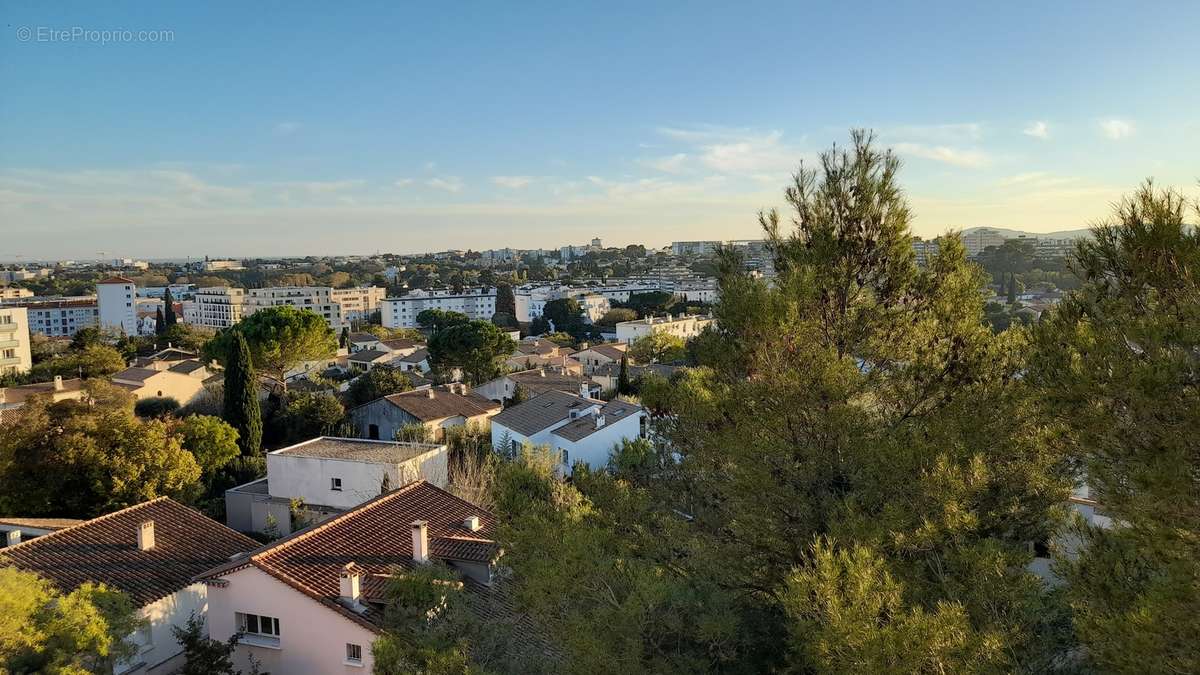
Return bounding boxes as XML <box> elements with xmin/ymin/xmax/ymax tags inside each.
<box><xmin>137</xmin><ymin>520</ymin><xmax>155</xmax><ymax>551</ymax></box>
<box><xmin>464</xmin><ymin>515</ymin><xmax>481</xmax><ymax>532</ymax></box>
<box><xmin>339</xmin><ymin>563</ymin><xmax>362</xmax><ymax>602</ymax></box>
<box><xmin>5</xmin><ymin>529</ymin><xmax>20</xmax><ymax>546</ymax></box>
<box><xmin>426</xmin><ymin>389</ymin><xmax>435</xmax><ymax>399</ymax></box>
<box><xmin>539</xmin><ymin>369</ymin><xmax>546</xmax><ymax>378</ymax></box>
<box><xmin>579</xmin><ymin>381</ymin><xmax>590</xmax><ymax>398</ymax></box>
<box><xmin>411</xmin><ymin>520</ymin><xmax>429</xmax><ymax>563</ymax></box>
<box><xmin>595</xmin><ymin>414</ymin><xmax>606</xmax><ymax>429</ymax></box>
<box><xmin>53</xmin><ymin>375</ymin><xmax>63</xmax><ymax>392</ymax></box>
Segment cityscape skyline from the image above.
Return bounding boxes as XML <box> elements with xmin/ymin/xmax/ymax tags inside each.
<box><xmin>4</xmin><ymin>2</ymin><xmax>1199</xmax><ymax>259</ymax></box>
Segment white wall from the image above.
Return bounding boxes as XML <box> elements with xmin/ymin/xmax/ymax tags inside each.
<box><xmin>266</xmin><ymin>448</ymin><xmax>448</xmax><ymax>509</ymax></box>
<box><xmin>98</xmin><ymin>281</ymin><xmax>138</xmax><ymax>335</ymax></box>
<box><xmin>116</xmin><ymin>583</ymin><xmax>208</xmax><ymax>675</ymax></box>
<box><xmin>208</xmin><ymin>566</ymin><xmax>378</xmax><ymax>675</ymax></box>
<box><xmin>0</xmin><ymin>307</ymin><xmax>32</xmax><ymax>376</ymax></box>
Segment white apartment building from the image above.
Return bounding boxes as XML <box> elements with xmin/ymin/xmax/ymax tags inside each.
<box><xmin>4</xmin><ymin>297</ymin><xmax>99</xmax><ymax>337</ymax></box>
<box><xmin>330</xmin><ymin>286</ymin><xmax>386</xmax><ymax>322</ymax></box>
<box><xmin>382</xmin><ymin>288</ymin><xmax>496</xmax><ymax>329</ymax></box>
<box><xmin>0</xmin><ymin>307</ymin><xmax>33</xmax><ymax>377</ymax></box>
<box><xmin>675</xmin><ymin>279</ymin><xmax>718</xmax><ymax>304</ymax></box>
<box><xmin>184</xmin><ymin>287</ymin><xmax>246</xmax><ymax>329</ymax></box>
<box><xmin>671</xmin><ymin>240</ymin><xmax>723</xmax><ymax>256</ymax></box>
<box><xmin>615</xmin><ymin>313</ymin><xmax>716</xmax><ymax>344</ymax></box>
<box><xmin>246</xmin><ymin>287</ymin><xmax>345</xmax><ymax>331</ymax></box>
<box><xmin>203</xmin><ymin>259</ymin><xmax>246</xmax><ymax>271</ymax></box>
<box><xmin>97</xmin><ymin>276</ymin><xmax>138</xmax><ymax>335</ymax></box>
<box><xmin>0</xmin><ymin>287</ymin><xmax>33</xmax><ymax>301</ymax></box>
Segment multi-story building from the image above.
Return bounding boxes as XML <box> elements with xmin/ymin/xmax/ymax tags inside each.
<box><xmin>246</xmin><ymin>287</ymin><xmax>345</xmax><ymax>331</ymax></box>
<box><xmin>137</xmin><ymin>284</ymin><xmax>197</xmax><ymax>300</ymax></box>
<box><xmin>912</xmin><ymin>237</ymin><xmax>941</xmax><ymax>266</ymax></box>
<box><xmin>961</xmin><ymin>228</ymin><xmax>1009</xmax><ymax>256</ymax></box>
<box><xmin>184</xmin><ymin>287</ymin><xmax>246</xmax><ymax>329</ymax></box>
<box><xmin>381</xmin><ymin>288</ymin><xmax>496</xmax><ymax>329</ymax></box>
<box><xmin>4</xmin><ymin>297</ymin><xmax>99</xmax><ymax>337</ymax></box>
<box><xmin>675</xmin><ymin>279</ymin><xmax>718</xmax><ymax>304</ymax></box>
<box><xmin>671</xmin><ymin>240</ymin><xmax>723</xmax><ymax>256</ymax></box>
<box><xmin>0</xmin><ymin>287</ymin><xmax>33</xmax><ymax>301</ymax></box>
<box><xmin>615</xmin><ymin>313</ymin><xmax>716</xmax><ymax>344</ymax></box>
<box><xmin>203</xmin><ymin>259</ymin><xmax>245</xmax><ymax>271</ymax></box>
<box><xmin>0</xmin><ymin>307</ymin><xmax>32</xmax><ymax>377</ymax></box>
<box><xmin>97</xmin><ymin>276</ymin><xmax>138</xmax><ymax>335</ymax></box>
<box><xmin>330</xmin><ymin>286</ymin><xmax>386</xmax><ymax>323</ymax></box>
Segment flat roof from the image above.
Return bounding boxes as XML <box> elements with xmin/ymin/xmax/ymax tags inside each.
<box><xmin>270</xmin><ymin>436</ymin><xmax>444</xmax><ymax>464</ymax></box>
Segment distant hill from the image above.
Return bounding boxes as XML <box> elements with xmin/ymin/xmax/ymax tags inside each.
<box><xmin>959</xmin><ymin>226</ymin><xmax>1093</xmax><ymax>240</ymax></box>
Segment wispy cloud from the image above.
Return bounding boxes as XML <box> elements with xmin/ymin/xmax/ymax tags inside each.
<box><xmin>426</xmin><ymin>176</ymin><xmax>464</xmax><ymax>192</ymax></box>
<box><xmin>884</xmin><ymin>122</ymin><xmax>983</xmax><ymax>144</ymax></box>
<box><xmin>998</xmin><ymin>172</ymin><xmax>1078</xmax><ymax>188</ymax></box>
<box><xmin>492</xmin><ymin>175</ymin><xmax>535</xmax><ymax>189</ymax></box>
<box><xmin>655</xmin><ymin>125</ymin><xmax>803</xmax><ymax>175</ymax></box>
<box><xmin>1099</xmin><ymin>118</ymin><xmax>1135</xmax><ymax>140</ymax></box>
<box><xmin>274</xmin><ymin>179</ymin><xmax>364</xmax><ymax>195</ymax></box>
<box><xmin>638</xmin><ymin>153</ymin><xmax>689</xmax><ymax>174</ymax></box>
<box><xmin>1023</xmin><ymin>121</ymin><xmax>1050</xmax><ymax>139</ymax></box>
<box><xmin>273</xmin><ymin>121</ymin><xmax>301</xmax><ymax>136</ymax></box>
<box><xmin>892</xmin><ymin>142</ymin><xmax>991</xmax><ymax>169</ymax></box>
<box><xmin>394</xmin><ymin>178</ymin><xmax>413</xmax><ymax>187</ymax></box>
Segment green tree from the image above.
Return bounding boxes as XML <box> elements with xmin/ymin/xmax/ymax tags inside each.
<box><xmin>417</xmin><ymin>309</ymin><xmax>470</xmax><ymax>334</ymax></box>
<box><xmin>371</xmin><ymin>564</ymin><xmax>478</xmax><ymax>675</ymax></box>
<box><xmin>177</xmin><ymin>415</ymin><xmax>241</xmax><ymax>481</ymax></box>
<box><xmin>28</xmin><ymin>344</ymin><xmax>126</xmax><ymax>383</ymax></box>
<box><xmin>274</xmin><ymin>391</ymin><xmax>345</xmax><ymax>444</ymax></box>
<box><xmin>542</xmin><ymin>298</ymin><xmax>584</xmax><ymax>335</ymax></box>
<box><xmin>1007</xmin><ymin>271</ymin><xmax>1017</xmax><ymax>303</ymax></box>
<box><xmin>155</xmin><ymin>307</ymin><xmax>166</xmax><ymax>336</ymax></box>
<box><xmin>346</xmin><ymin>367</ymin><xmax>413</xmax><ymax>406</ymax></box>
<box><xmin>627</xmin><ymin>332</ymin><xmax>686</xmax><ymax>364</ymax></box>
<box><xmin>1029</xmin><ymin>182</ymin><xmax>1200</xmax><ymax>674</ymax></box>
<box><xmin>134</xmin><ymin>396</ymin><xmax>180</xmax><ymax>418</ymax></box>
<box><xmin>221</xmin><ymin>332</ymin><xmax>262</xmax><ymax>456</ymax></box>
<box><xmin>207</xmin><ymin>306</ymin><xmax>337</xmax><ymax>392</ymax></box>
<box><xmin>597</xmin><ymin>307</ymin><xmax>637</xmax><ymax>328</ymax></box>
<box><xmin>171</xmin><ymin>612</ymin><xmax>263</xmax><ymax>675</ymax></box>
<box><xmin>428</xmin><ymin>320</ymin><xmax>516</xmax><ymax>385</ymax></box>
<box><xmin>0</xmin><ymin>567</ymin><xmax>143</xmax><ymax>675</ymax></box>
<box><xmin>163</xmin><ymin>287</ymin><xmax>178</xmax><ymax>328</ymax></box>
<box><xmin>617</xmin><ymin>356</ymin><xmax>632</xmax><ymax>395</ymax></box>
<box><xmin>0</xmin><ymin>382</ymin><xmax>203</xmax><ymax>517</ymax></box>
<box><xmin>495</xmin><ymin>283</ymin><xmax>517</xmax><ymax>318</ymax></box>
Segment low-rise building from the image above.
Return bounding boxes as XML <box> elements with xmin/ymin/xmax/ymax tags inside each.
<box><xmin>0</xmin><ymin>286</ymin><xmax>33</xmax><ymax>301</ymax></box>
<box><xmin>0</xmin><ymin>376</ymin><xmax>86</xmax><ymax>424</ymax></box>
<box><xmin>225</xmin><ymin>436</ymin><xmax>449</xmax><ymax>536</ymax></box>
<box><xmin>615</xmin><ymin>313</ymin><xmax>715</xmax><ymax>344</ymax></box>
<box><xmin>474</xmin><ymin>368</ymin><xmax>599</xmax><ymax>404</ymax></box>
<box><xmin>489</xmin><ymin>390</ymin><xmax>647</xmax><ymax>474</ymax></box>
<box><xmin>330</xmin><ymin>286</ymin><xmax>386</xmax><ymax>323</ymax></box>
<box><xmin>571</xmin><ymin>342</ymin><xmax>629</xmax><ymax>375</ymax></box>
<box><xmin>204</xmin><ymin>259</ymin><xmax>246</xmax><ymax>271</ymax></box>
<box><xmin>381</xmin><ymin>288</ymin><xmax>497</xmax><ymax>329</ymax></box>
<box><xmin>112</xmin><ymin>364</ymin><xmax>209</xmax><ymax>406</ymax></box>
<box><xmin>198</xmin><ymin>481</ymin><xmax>506</xmax><ymax>675</ymax></box>
<box><xmin>0</xmin><ymin>517</ymin><xmax>82</xmax><ymax>548</ymax></box>
<box><xmin>1</xmin><ymin>498</ymin><xmax>257</xmax><ymax>675</ymax></box>
<box><xmin>0</xmin><ymin>306</ymin><xmax>33</xmax><ymax>377</ymax></box>
<box><xmin>349</xmin><ymin>384</ymin><xmax>500</xmax><ymax>441</ymax></box>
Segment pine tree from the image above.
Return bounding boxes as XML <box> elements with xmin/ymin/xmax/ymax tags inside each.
<box><xmin>222</xmin><ymin>332</ymin><xmax>262</xmax><ymax>456</ymax></box>
<box><xmin>163</xmin><ymin>288</ymin><xmax>177</xmax><ymax>328</ymax></box>
<box><xmin>1007</xmin><ymin>271</ymin><xmax>1018</xmax><ymax>304</ymax></box>
<box><xmin>340</xmin><ymin>326</ymin><xmax>349</xmax><ymax>348</ymax></box>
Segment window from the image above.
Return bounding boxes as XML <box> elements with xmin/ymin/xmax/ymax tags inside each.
<box><xmin>368</xmin><ymin>424</ymin><xmax>380</xmax><ymax>440</ymax></box>
<box><xmin>560</xmin><ymin>448</ymin><xmax>569</xmax><ymax>466</ymax></box>
<box><xmin>331</xmin><ymin>477</ymin><xmax>343</xmax><ymax>491</ymax></box>
<box><xmin>345</xmin><ymin>643</ymin><xmax>363</xmax><ymax>665</ymax></box>
<box><xmin>236</xmin><ymin>612</ymin><xmax>280</xmax><ymax>647</ymax></box>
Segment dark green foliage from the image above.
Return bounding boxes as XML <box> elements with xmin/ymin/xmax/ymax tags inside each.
<box><xmin>1007</xmin><ymin>271</ymin><xmax>1018</xmax><ymax>303</ymax></box>
<box><xmin>417</xmin><ymin>309</ymin><xmax>470</xmax><ymax>333</ymax></box>
<box><xmin>205</xmin><ymin>306</ymin><xmax>337</xmax><ymax>390</ymax></box>
<box><xmin>345</xmin><ymin>367</ymin><xmax>412</xmax><ymax>406</ymax></box>
<box><xmin>541</xmin><ymin>298</ymin><xmax>584</xmax><ymax>335</ymax></box>
<box><xmin>273</xmin><ymin>391</ymin><xmax>345</xmax><ymax>444</ymax></box>
<box><xmin>155</xmin><ymin>306</ymin><xmax>166</xmax><ymax>335</ymax></box>
<box><xmin>427</xmin><ymin>320</ymin><xmax>516</xmax><ymax>385</ymax></box>
<box><xmin>134</xmin><ymin>396</ymin><xmax>180</xmax><ymax>418</ymax></box>
<box><xmin>222</xmin><ymin>332</ymin><xmax>262</xmax><ymax>456</ymax></box>
<box><xmin>172</xmin><ymin>612</ymin><xmax>263</xmax><ymax>675</ymax></box>
<box><xmin>163</xmin><ymin>287</ymin><xmax>178</xmax><ymax>328</ymax></box>
<box><xmin>495</xmin><ymin>283</ymin><xmax>516</xmax><ymax>317</ymax></box>
<box><xmin>617</xmin><ymin>356</ymin><xmax>632</xmax><ymax>395</ymax></box>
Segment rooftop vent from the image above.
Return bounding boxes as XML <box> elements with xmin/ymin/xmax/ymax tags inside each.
<box><xmin>464</xmin><ymin>515</ymin><xmax>482</xmax><ymax>532</ymax></box>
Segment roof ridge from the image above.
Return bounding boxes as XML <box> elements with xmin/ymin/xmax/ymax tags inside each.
<box><xmin>0</xmin><ymin>496</ymin><xmax>172</xmax><ymax>553</ymax></box>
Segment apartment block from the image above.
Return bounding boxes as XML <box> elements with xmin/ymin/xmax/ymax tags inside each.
<box><xmin>184</xmin><ymin>287</ymin><xmax>246</xmax><ymax>329</ymax></box>
<box><xmin>0</xmin><ymin>307</ymin><xmax>33</xmax><ymax>377</ymax></box>
<box><xmin>615</xmin><ymin>313</ymin><xmax>716</xmax><ymax>344</ymax></box>
<box><xmin>246</xmin><ymin>287</ymin><xmax>345</xmax><ymax>331</ymax></box>
<box><xmin>97</xmin><ymin>276</ymin><xmax>138</xmax><ymax>335</ymax></box>
<box><xmin>4</xmin><ymin>297</ymin><xmax>99</xmax><ymax>337</ymax></box>
<box><xmin>0</xmin><ymin>287</ymin><xmax>33</xmax><ymax>301</ymax></box>
<box><xmin>329</xmin><ymin>286</ymin><xmax>386</xmax><ymax>323</ymax></box>
<box><xmin>382</xmin><ymin>288</ymin><xmax>496</xmax><ymax>329</ymax></box>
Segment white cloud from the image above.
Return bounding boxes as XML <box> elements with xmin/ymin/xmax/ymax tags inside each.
<box><xmin>638</xmin><ymin>153</ymin><xmax>689</xmax><ymax>174</ymax></box>
<box><xmin>884</xmin><ymin>123</ymin><xmax>983</xmax><ymax>144</ymax></box>
<box><xmin>1023</xmin><ymin>121</ymin><xmax>1050</xmax><ymax>139</ymax></box>
<box><xmin>492</xmin><ymin>175</ymin><xmax>534</xmax><ymax>189</ymax></box>
<box><xmin>655</xmin><ymin>126</ymin><xmax>803</xmax><ymax>176</ymax></box>
<box><xmin>1099</xmin><ymin>118</ymin><xmax>1135</xmax><ymax>140</ymax></box>
<box><xmin>394</xmin><ymin>178</ymin><xmax>413</xmax><ymax>187</ymax></box>
<box><xmin>998</xmin><ymin>172</ymin><xmax>1078</xmax><ymax>188</ymax></box>
<box><xmin>274</xmin><ymin>179</ymin><xmax>364</xmax><ymax>195</ymax></box>
<box><xmin>273</xmin><ymin>121</ymin><xmax>301</xmax><ymax>136</ymax></box>
<box><xmin>892</xmin><ymin>142</ymin><xmax>991</xmax><ymax>169</ymax></box>
<box><xmin>426</xmin><ymin>176</ymin><xmax>464</xmax><ymax>192</ymax></box>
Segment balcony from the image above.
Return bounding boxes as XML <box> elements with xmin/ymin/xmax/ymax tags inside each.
<box><xmin>0</xmin><ymin>339</ymin><xmax>20</xmax><ymax>349</ymax></box>
<box><xmin>0</xmin><ymin>356</ymin><xmax>22</xmax><ymax>367</ymax></box>
<box><xmin>0</xmin><ymin>322</ymin><xmax>17</xmax><ymax>333</ymax></box>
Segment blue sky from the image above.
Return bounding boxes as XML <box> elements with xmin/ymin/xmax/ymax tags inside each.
<box><xmin>3</xmin><ymin>1</ymin><xmax>1198</xmax><ymax>260</ymax></box>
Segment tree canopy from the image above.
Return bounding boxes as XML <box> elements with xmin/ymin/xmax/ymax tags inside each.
<box><xmin>428</xmin><ymin>320</ymin><xmax>516</xmax><ymax>385</ymax></box>
<box><xmin>206</xmin><ymin>306</ymin><xmax>337</xmax><ymax>388</ymax></box>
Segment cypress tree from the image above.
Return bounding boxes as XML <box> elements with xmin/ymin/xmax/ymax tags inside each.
<box><xmin>163</xmin><ymin>288</ymin><xmax>177</xmax><ymax>328</ymax></box>
<box><xmin>223</xmin><ymin>332</ymin><xmax>262</xmax><ymax>456</ymax></box>
<box><xmin>617</xmin><ymin>355</ymin><xmax>632</xmax><ymax>395</ymax></box>
<box><xmin>1007</xmin><ymin>271</ymin><xmax>1018</xmax><ymax>304</ymax></box>
<box><xmin>155</xmin><ymin>307</ymin><xmax>166</xmax><ymax>335</ymax></box>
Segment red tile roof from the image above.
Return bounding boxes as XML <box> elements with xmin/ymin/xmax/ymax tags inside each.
<box><xmin>1</xmin><ymin>498</ymin><xmax>258</xmax><ymax>607</ymax></box>
<box><xmin>196</xmin><ymin>481</ymin><xmax>498</xmax><ymax>631</ymax></box>
<box><xmin>96</xmin><ymin>276</ymin><xmax>136</xmax><ymax>285</ymax></box>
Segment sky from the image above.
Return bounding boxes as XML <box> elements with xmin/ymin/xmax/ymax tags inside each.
<box><xmin>2</xmin><ymin>1</ymin><xmax>1199</xmax><ymax>261</ymax></box>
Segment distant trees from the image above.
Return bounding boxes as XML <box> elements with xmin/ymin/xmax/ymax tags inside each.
<box><xmin>221</xmin><ymin>332</ymin><xmax>262</xmax><ymax>456</ymax></box>
<box><xmin>428</xmin><ymin>320</ymin><xmax>516</xmax><ymax>385</ymax></box>
<box><xmin>0</xmin><ymin>567</ymin><xmax>142</xmax><ymax>674</ymax></box>
<box><xmin>416</xmin><ymin>309</ymin><xmax>470</xmax><ymax>334</ymax></box>
<box><xmin>627</xmin><ymin>332</ymin><xmax>685</xmax><ymax>364</ymax></box>
<box><xmin>345</xmin><ymin>367</ymin><xmax>413</xmax><ymax>406</ymax></box>
<box><xmin>596</xmin><ymin>307</ymin><xmax>637</xmax><ymax>328</ymax></box>
<box><xmin>495</xmin><ymin>283</ymin><xmax>516</xmax><ymax>318</ymax></box>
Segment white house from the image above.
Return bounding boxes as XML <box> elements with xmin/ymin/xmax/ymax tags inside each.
<box><xmin>571</xmin><ymin>343</ymin><xmax>629</xmax><ymax>375</ymax></box>
<box><xmin>225</xmin><ymin>437</ymin><xmax>449</xmax><ymax>536</ymax></box>
<box><xmin>489</xmin><ymin>390</ymin><xmax>647</xmax><ymax>474</ymax></box>
<box><xmin>199</xmin><ymin>481</ymin><xmax>504</xmax><ymax>675</ymax></box>
<box><xmin>615</xmin><ymin>313</ymin><xmax>715</xmax><ymax>344</ymax></box>
<box><xmin>1</xmin><ymin>498</ymin><xmax>257</xmax><ymax>675</ymax></box>
<box><xmin>97</xmin><ymin>276</ymin><xmax>139</xmax><ymax>335</ymax></box>
<box><xmin>381</xmin><ymin>288</ymin><xmax>496</xmax><ymax>329</ymax></box>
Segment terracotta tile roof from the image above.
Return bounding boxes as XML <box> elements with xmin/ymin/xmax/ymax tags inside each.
<box><xmin>579</xmin><ymin>343</ymin><xmax>628</xmax><ymax>360</ymax></box>
<box><xmin>196</xmin><ymin>481</ymin><xmax>498</xmax><ymax>632</ymax></box>
<box><xmin>97</xmin><ymin>276</ymin><xmax>136</xmax><ymax>285</ymax></box>
<box><xmin>348</xmin><ymin>332</ymin><xmax>379</xmax><ymax>344</ymax></box>
<box><xmin>381</xmin><ymin>386</ymin><xmax>500</xmax><ymax>422</ymax></box>
<box><xmin>0</xmin><ymin>377</ymin><xmax>84</xmax><ymax>404</ymax></box>
<box><xmin>506</xmin><ymin>368</ymin><xmax>593</xmax><ymax>397</ymax></box>
<box><xmin>348</xmin><ymin>348</ymin><xmax>393</xmax><ymax>363</ymax></box>
<box><xmin>0</xmin><ymin>517</ymin><xmax>84</xmax><ymax>530</ymax></box>
<box><xmin>1</xmin><ymin>498</ymin><xmax>258</xmax><ymax>607</ymax></box>
<box><xmin>380</xmin><ymin>338</ymin><xmax>423</xmax><ymax>352</ymax></box>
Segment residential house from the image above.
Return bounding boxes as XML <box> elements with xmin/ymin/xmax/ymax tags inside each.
<box><xmin>1</xmin><ymin>498</ymin><xmax>257</xmax><ymax>675</ymax></box>
<box><xmin>0</xmin><ymin>376</ymin><xmax>87</xmax><ymax>424</ymax></box>
<box><xmin>489</xmin><ymin>390</ymin><xmax>647</xmax><ymax>474</ymax></box>
<box><xmin>393</xmin><ymin>347</ymin><xmax>430</xmax><ymax>374</ymax></box>
<box><xmin>198</xmin><ymin>481</ymin><xmax>506</xmax><ymax>675</ymax></box>
<box><xmin>571</xmin><ymin>342</ymin><xmax>629</xmax><ymax>375</ymax></box>
<box><xmin>349</xmin><ymin>384</ymin><xmax>500</xmax><ymax>441</ymax></box>
<box><xmin>474</xmin><ymin>368</ymin><xmax>599</xmax><ymax>404</ymax></box>
<box><xmin>591</xmin><ymin>362</ymin><xmax>679</xmax><ymax>393</ymax></box>
<box><xmin>225</xmin><ymin>436</ymin><xmax>449</xmax><ymax>536</ymax></box>
<box><xmin>347</xmin><ymin>349</ymin><xmax>396</xmax><ymax>373</ymax></box>
<box><xmin>0</xmin><ymin>517</ymin><xmax>82</xmax><ymax>548</ymax></box>
<box><xmin>112</xmin><ymin>365</ymin><xmax>208</xmax><ymax>406</ymax></box>
<box><xmin>615</xmin><ymin>313</ymin><xmax>715</xmax><ymax>344</ymax></box>
<box><xmin>346</xmin><ymin>332</ymin><xmax>382</xmax><ymax>353</ymax></box>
